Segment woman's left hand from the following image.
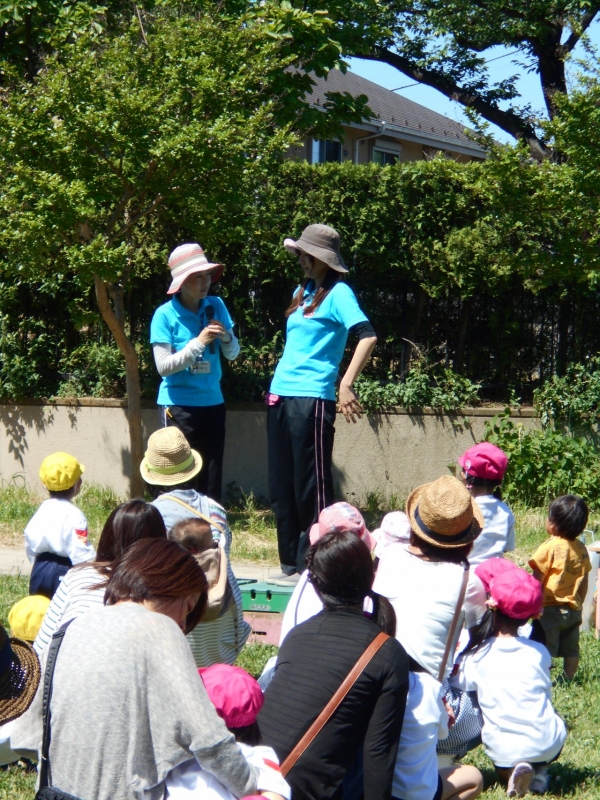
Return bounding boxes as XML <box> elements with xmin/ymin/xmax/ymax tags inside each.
<box><xmin>339</xmin><ymin>383</ymin><xmax>364</xmax><ymax>423</ymax></box>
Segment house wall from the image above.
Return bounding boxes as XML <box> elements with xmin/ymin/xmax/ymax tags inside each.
<box><xmin>0</xmin><ymin>400</ymin><xmax>537</xmax><ymax>502</ymax></box>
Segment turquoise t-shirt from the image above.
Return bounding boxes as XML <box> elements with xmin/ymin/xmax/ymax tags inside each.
<box><xmin>150</xmin><ymin>295</ymin><xmax>233</xmax><ymax>407</ymax></box>
<box><xmin>270</xmin><ymin>281</ymin><xmax>368</xmax><ymax>400</ymax></box>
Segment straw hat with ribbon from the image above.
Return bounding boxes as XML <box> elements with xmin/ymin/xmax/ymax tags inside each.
<box><xmin>167</xmin><ymin>243</ymin><xmax>224</xmax><ymax>295</ymax></box>
<box><xmin>406</xmin><ymin>475</ymin><xmax>483</xmax><ymax>549</ymax></box>
<box><xmin>140</xmin><ymin>428</ymin><xmax>202</xmax><ymax>486</ymax></box>
<box><xmin>283</xmin><ymin>224</ymin><xmax>348</xmax><ymax>273</ymax></box>
<box><xmin>0</xmin><ymin>625</ymin><xmax>41</xmax><ymax>725</ymax></box>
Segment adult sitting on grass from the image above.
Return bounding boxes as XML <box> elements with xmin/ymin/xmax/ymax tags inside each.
<box><xmin>33</xmin><ymin>499</ymin><xmax>166</xmax><ymax>654</ymax></box>
<box><xmin>258</xmin><ymin>531</ymin><xmax>409</xmax><ymax>800</ymax></box>
<box><xmin>141</xmin><ymin>426</ymin><xmax>250</xmax><ymax>666</ymax></box>
<box><xmin>12</xmin><ymin>539</ymin><xmax>259</xmax><ymax>800</ymax></box>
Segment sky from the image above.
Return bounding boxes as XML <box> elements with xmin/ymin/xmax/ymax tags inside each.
<box><xmin>348</xmin><ymin>23</ymin><xmax>600</xmax><ymax>144</ymax></box>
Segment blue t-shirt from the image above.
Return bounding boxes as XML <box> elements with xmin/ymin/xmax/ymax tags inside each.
<box><xmin>270</xmin><ymin>281</ymin><xmax>368</xmax><ymax>400</ymax></box>
<box><xmin>150</xmin><ymin>295</ymin><xmax>233</xmax><ymax>407</ymax></box>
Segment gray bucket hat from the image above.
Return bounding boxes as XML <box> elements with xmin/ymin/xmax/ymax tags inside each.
<box><xmin>283</xmin><ymin>224</ymin><xmax>348</xmax><ymax>273</ymax></box>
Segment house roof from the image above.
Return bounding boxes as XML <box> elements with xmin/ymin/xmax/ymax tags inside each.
<box><xmin>308</xmin><ymin>69</ymin><xmax>486</xmax><ymax>156</ymax></box>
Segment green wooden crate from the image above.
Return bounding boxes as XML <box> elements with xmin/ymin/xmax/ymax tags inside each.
<box><xmin>239</xmin><ymin>580</ymin><xmax>294</xmax><ymax>613</ymax></box>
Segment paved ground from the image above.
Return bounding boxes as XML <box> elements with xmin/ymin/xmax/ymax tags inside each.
<box><xmin>0</xmin><ymin>547</ymin><xmax>279</xmax><ymax>583</ymax></box>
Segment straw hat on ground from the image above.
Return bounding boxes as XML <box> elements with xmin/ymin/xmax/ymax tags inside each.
<box><xmin>283</xmin><ymin>224</ymin><xmax>348</xmax><ymax>273</ymax></box>
<box><xmin>140</xmin><ymin>428</ymin><xmax>202</xmax><ymax>486</ymax></box>
<box><xmin>406</xmin><ymin>475</ymin><xmax>483</xmax><ymax>549</ymax></box>
<box><xmin>0</xmin><ymin>625</ymin><xmax>41</xmax><ymax>725</ymax></box>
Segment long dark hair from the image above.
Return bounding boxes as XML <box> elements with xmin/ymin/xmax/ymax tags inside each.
<box><xmin>306</xmin><ymin>531</ymin><xmax>396</xmax><ymax>636</ymax></box>
<box><xmin>284</xmin><ymin>264</ymin><xmax>340</xmax><ymax>318</ymax></box>
<box><xmin>103</xmin><ymin>539</ymin><xmax>207</xmax><ymax>634</ymax></box>
<box><xmin>96</xmin><ymin>500</ymin><xmax>167</xmax><ymax>562</ymax></box>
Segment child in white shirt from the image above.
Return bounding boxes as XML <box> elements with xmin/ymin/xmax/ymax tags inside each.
<box><xmin>458</xmin><ymin>443</ymin><xmax>515</xmax><ymax>566</ymax></box>
<box><xmin>25</xmin><ymin>452</ymin><xmax>95</xmax><ymax>599</ymax></box>
<box><xmin>166</xmin><ymin>664</ymin><xmax>290</xmax><ymax>800</ymax></box>
<box><xmin>456</xmin><ymin>565</ymin><xmax>566</xmax><ymax>797</ymax></box>
<box><xmin>393</xmin><ymin>671</ymin><xmax>483</xmax><ymax>800</ymax></box>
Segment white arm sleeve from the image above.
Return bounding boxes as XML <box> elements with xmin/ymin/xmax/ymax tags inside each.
<box><xmin>220</xmin><ymin>329</ymin><xmax>240</xmax><ymax>361</ymax></box>
<box><xmin>153</xmin><ymin>341</ymin><xmax>205</xmax><ymax>377</ymax></box>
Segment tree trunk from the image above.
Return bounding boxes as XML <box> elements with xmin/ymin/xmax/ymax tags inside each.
<box><xmin>94</xmin><ymin>274</ymin><xmax>145</xmax><ymax>498</ymax></box>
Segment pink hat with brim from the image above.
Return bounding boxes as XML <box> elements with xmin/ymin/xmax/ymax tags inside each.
<box><xmin>167</xmin><ymin>243</ymin><xmax>224</xmax><ymax>295</ymax></box>
<box><xmin>458</xmin><ymin>442</ymin><xmax>508</xmax><ymax>482</ymax></box>
<box><xmin>475</xmin><ymin>557</ymin><xmax>519</xmax><ymax>593</ymax></box>
<box><xmin>309</xmin><ymin>502</ymin><xmax>374</xmax><ymax>551</ymax></box>
<box><xmin>199</xmin><ymin>664</ymin><xmax>263</xmax><ymax>728</ymax></box>
<box><xmin>488</xmin><ymin>569</ymin><xmax>543</xmax><ymax>620</ymax></box>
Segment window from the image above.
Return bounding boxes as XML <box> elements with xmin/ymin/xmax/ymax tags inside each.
<box><xmin>311</xmin><ymin>139</ymin><xmax>342</xmax><ymax>164</ymax></box>
<box><xmin>373</xmin><ymin>148</ymin><xmax>399</xmax><ymax>166</ymax></box>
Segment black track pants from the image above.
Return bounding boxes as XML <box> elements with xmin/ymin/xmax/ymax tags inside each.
<box><xmin>268</xmin><ymin>396</ymin><xmax>336</xmax><ymax>574</ymax></box>
<box><xmin>165</xmin><ymin>403</ymin><xmax>226</xmax><ymax>503</ymax></box>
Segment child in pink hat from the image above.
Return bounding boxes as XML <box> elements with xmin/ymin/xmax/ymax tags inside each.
<box><xmin>278</xmin><ymin>503</ymin><xmax>375</xmax><ymax>647</ymax></box>
<box><xmin>458</xmin><ymin>442</ymin><xmax>515</xmax><ymax>566</ymax></box>
<box><xmin>165</xmin><ymin>664</ymin><xmax>290</xmax><ymax>800</ymax></box>
<box><xmin>453</xmin><ymin>565</ymin><xmax>566</xmax><ymax>797</ymax></box>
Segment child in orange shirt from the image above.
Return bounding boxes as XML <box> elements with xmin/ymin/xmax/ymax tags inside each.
<box><xmin>529</xmin><ymin>495</ymin><xmax>592</xmax><ymax>680</ymax></box>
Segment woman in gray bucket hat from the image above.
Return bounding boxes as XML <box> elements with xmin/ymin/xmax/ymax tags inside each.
<box><xmin>267</xmin><ymin>224</ymin><xmax>377</xmax><ymax>581</ymax></box>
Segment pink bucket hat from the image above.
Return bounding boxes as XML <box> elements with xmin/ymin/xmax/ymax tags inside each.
<box><xmin>167</xmin><ymin>243</ymin><xmax>224</xmax><ymax>295</ymax></box>
<box><xmin>458</xmin><ymin>442</ymin><xmax>508</xmax><ymax>482</ymax></box>
<box><xmin>474</xmin><ymin>557</ymin><xmax>520</xmax><ymax>594</ymax></box>
<box><xmin>309</xmin><ymin>502</ymin><xmax>374</xmax><ymax>550</ymax></box>
<box><xmin>488</xmin><ymin>569</ymin><xmax>543</xmax><ymax>621</ymax></box>
<box><xmin>199</xmin><ymin>664</ymin><xmax>264</xmax><ymax>728</ymax></box>
<box><xmin>371</xmin><ymin>511</ymin><xmax>411</xmax><ymax>558</ymax></box>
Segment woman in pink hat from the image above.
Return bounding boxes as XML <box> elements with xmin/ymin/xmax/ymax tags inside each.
<box><xmin>150</xmin><ymin>243</ymin><xmax>239</xmax><ymax>502</ymax></box>
<box><xmin>268</xmin><ymin>224</ymin><xmax>377</xmax><ymax>581</ymax></box>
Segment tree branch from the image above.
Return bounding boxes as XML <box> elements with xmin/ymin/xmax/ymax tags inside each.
<box><xmin>361</xmin><ymin>49</ymin><xmax>549</xmax><ymax>158</ymax></box>
<box><xmin>562</xmin><ymin>7</ymin><xmax>600</xmax><ymax>52</ymax></box>
<box><xmin>106</xmin><ymin>193</ymin><xmax>165</xmax><ymax>245</ymax></box>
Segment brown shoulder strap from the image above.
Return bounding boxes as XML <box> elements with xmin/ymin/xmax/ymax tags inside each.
<box><xmin>437</xmin><ymin>564</ymin><xmax>470</xmax><ymax>682</ymax></box>
<box><xmin>280</xmin><ymin>631</ymin><xmax>389</xmax><ymax>777</ymax></box>
<box><xmin>160</xmin><ymin>495</ymin><xmax>225</xmax><ymax>535</ymax></box>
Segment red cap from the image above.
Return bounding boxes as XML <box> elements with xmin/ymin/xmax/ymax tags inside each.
<box><xmin>458</xmin><ymin>443</ymin><xmax>508</xmax><ymax>482</ymax></box>
<box><xmin>489</xmin><ymin>569</ymin><xmax>543</xmax><ymax>621</ymax></box>
<box><xmin>199</xmin><ymin>664</ymin><xmax>264</xmax><ymax>728</ymax></box>
<box><xmin>475</xmin><ymin>557</ymin><xmax>520</xmax><ymax>593</ymax></box>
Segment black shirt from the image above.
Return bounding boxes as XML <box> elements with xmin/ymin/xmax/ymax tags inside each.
<box><xmin>258</xmin><ymin>609</ymin><xmax>409</xmax><ymax>800</ymax></box>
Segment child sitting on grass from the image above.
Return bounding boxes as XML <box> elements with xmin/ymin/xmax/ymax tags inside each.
<box><xmin>24</xmin><ymin>452</ymin><xmax>95</xmax><ymax>599</ymax></box>
<box><xmin>529</xmin><ymin>495</ymin><xmax>592</xmax><ymax>680</ymax></box>
<box><xmin>168</xmin><ymin>517</ymin><xmax>235</xmax><ymax>666</ymax></box>
<box><xmin>166</xmin><ymin>664</ymin><xmax>289</xmax><ymax>800</ymax></box>
<box><xmin>455</xmin><ymin>565</ymin><xmax>566</xmax><ymax>797</ymax></box>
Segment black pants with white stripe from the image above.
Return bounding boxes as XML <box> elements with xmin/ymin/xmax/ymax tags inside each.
<box><xmin>268</xmin><ymin>396</ymin><xmax>336</xmax><ymax>574</ymax></box>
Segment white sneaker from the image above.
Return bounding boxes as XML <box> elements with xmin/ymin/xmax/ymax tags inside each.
<box><xmin>507</xmin><ymin>762</ymin><xmax>534</xmax><ymax>797</ymax></box>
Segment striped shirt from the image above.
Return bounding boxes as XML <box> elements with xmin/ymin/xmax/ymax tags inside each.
<box><xmin>152</xmin><ymin>490</ymin><xmax>250</xmax><ymax>666</ymax></box>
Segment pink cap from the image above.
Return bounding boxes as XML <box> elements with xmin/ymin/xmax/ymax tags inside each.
<box><xmin>475</xmin><ymin>557</ymin><xmax>520</xmax><ymax>593</ymax></box>
<box><xmin>458</xmin><ymin>442</ymin><xmax>508</xmax><ymax>482</ymax></box>
<box><xmin>167</xmin><ymin>243</ymin><xmax>224</xmax><ymax>295</ymax></box>
<box><xmin>309</xmin><ymin>502</ymin><xmax>374</xmax><ymax>550</ymax></box>
<box><xmin>371</xmin><ymin>511</ymin><xmax>411</xmax><ymax>557</ymax></box>
<box><xmin>199</xmin><ymin>664</ymin><xmax>263</xmax><ymax>728</ymax></box>
<box><xmin>489</xmin><ymin>569</ymin><xmax>543</xmax><ymax>621</ymax></box>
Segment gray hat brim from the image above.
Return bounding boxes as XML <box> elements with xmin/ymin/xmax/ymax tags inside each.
<box><xmin>283</xmin><ymin>237</ymin><xmax>348</xmax><ymax>273</ymax></box>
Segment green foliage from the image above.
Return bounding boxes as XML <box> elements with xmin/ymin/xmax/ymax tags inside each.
<box><xmin>534</xmin><ymin>357</ymin><xmax>600</xmax><ymax>432</ymax></box>
<box><xmin>353</xmin><ymin>348</ymin><xmax>481</xmax><ymax>413</ymax></box>
<box><xmin>485</xmin><ymin>410</ymin><xmax>600</xmax><ymax>509</ymax></box>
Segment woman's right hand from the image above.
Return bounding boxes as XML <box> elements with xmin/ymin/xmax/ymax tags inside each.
<box><xmin>197</xmin><ymin>321</ymin><xmax>225</xmax><ymax>347</ymax></box>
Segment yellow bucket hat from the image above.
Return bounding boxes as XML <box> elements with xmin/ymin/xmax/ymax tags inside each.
<box><xmin>39</xmin><ymin>452</ymin><xmax>85</xmax><ymax>492</ymax></box>
<box><xmin>8</xmin><ymin>595</ymin><xmax>51</xmax><ymax>642</ymax></box>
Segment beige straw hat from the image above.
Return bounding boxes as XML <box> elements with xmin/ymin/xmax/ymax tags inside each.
<box><xmin>283</xmin><ymin>224</ymin><xmax>348</xmax><ymax>273</ymax></box>
<box><xmin>0</xmin><ymin>625</ymin><xmax>41</xmax><ymax>725</ymax></box>
<box><xmin>140</xmin><ymin>428</ymin><xmax>202</xmax><ymax>486</ymax></box>
<box><xmin>406</xmin><ymin>475</ymin><xmax>483</xmax><ymax>549</ymax></box>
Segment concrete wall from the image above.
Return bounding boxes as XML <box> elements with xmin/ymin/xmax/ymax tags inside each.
<box><xmin>0</xmin><ymin>400</ymin><xmax>538</xmax><ymax>502</ymax></box>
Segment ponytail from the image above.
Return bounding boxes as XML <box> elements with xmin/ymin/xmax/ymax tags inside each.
<box><xmin>367</xmin><ymin>590</ymin><xmax>396</xmax><ymax>637</ymax></box>
<box><xmin>460</xmin><ymin>608</ymin><xmax>495</xmax><ymax>655</ymax></box>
